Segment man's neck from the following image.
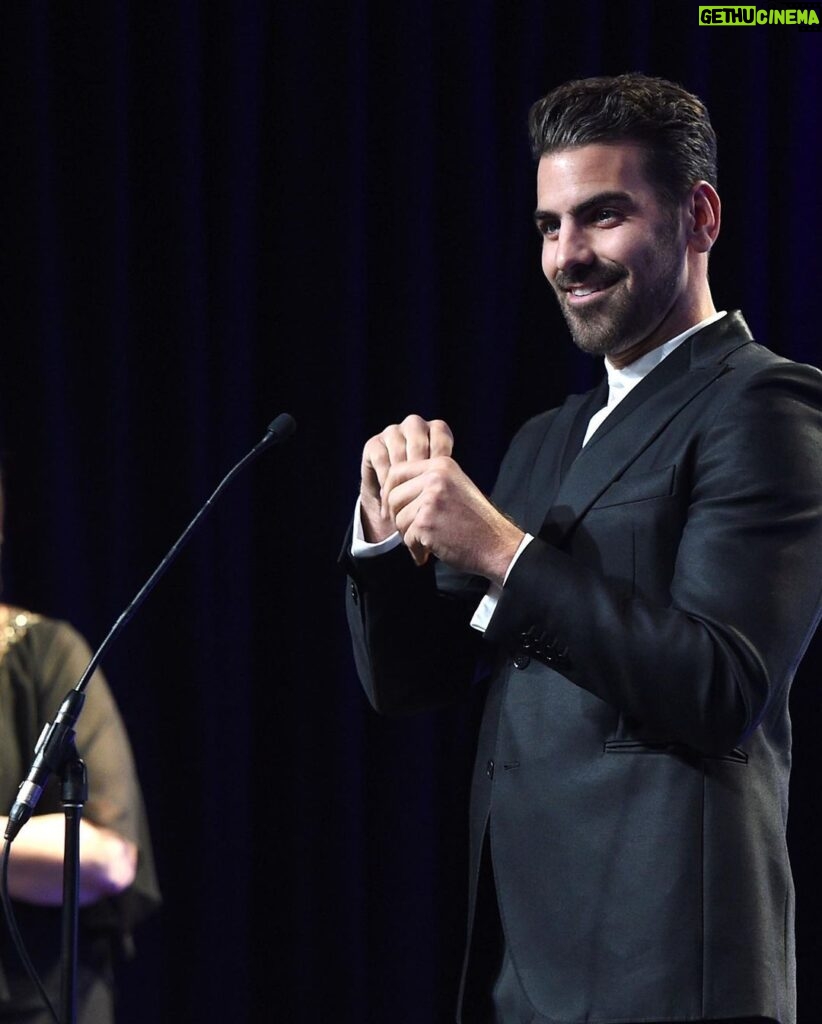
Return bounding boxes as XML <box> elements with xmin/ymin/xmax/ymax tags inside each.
<box><xmin>606</xmin><ymin>311</ymin><xmax>724</xmax><ymax>376</ymax></box>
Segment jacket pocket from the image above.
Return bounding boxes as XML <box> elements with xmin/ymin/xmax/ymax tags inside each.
<box><xmin>591</xmin><ymin>464</ymin><xmax>676</xmax><ymax>509</ymax></box>
<box><xmin>603</xmin><ymin>739</ymin><xmax>748</xmax><ymax>764</ymax></box>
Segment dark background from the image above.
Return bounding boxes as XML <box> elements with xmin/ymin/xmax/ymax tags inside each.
<box><xmin>0</xmin><ymin>2</ymin><xmax>820</xmax><ymax>1021</ymax></box>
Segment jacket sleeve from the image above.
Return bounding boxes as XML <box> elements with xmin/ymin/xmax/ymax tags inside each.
<box><xmin>342</xmin><ymin>526</ymin><xmax>488</xmax><ymax>715</ymax></box>
<box><xmin>340</xmin><ymin>411</ymin><xmax>560</xmax><ymax>716</ymax></box>
<box><xmin>485</xmin><ymin>361</ymin><xmax>822</xmax><ymax>755</ymax></box>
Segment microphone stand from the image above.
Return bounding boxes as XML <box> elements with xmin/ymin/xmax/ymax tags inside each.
<box><xmin>2</xmin><ymin>414</ymin><xmax>296</xmax><ymax>1024</ymax></box>
<box><xmin>59</xmin><ymin>755</ymin><xmax>86</xmax><ymax>1024</ymax></box>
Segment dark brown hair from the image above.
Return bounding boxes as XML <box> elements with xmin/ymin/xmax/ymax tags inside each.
<box><xmin>528</xmin><ymin>73</ymin><xmax>718</xmax><ymax>206</ymax></box>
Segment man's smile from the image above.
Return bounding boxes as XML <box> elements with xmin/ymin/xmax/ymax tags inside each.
<box><xmin>559</xmin><ymin>270</ymin><xmax>626</xmax><ymax>308</ymax></box>
<box><xmin>563</xmin><ymin>282</ymin><xmax>616</xmax><ymax>306</ymax></box>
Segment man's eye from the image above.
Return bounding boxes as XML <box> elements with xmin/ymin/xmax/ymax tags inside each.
<box><xmin>537</xmin><ymin>220</ymin><xmax>559</xmax><ymax>238</ymax></box>
<box><xmin>594</xmin><ymin>208</ymin><xmax>620</xmax><ymax>225</ymax></box>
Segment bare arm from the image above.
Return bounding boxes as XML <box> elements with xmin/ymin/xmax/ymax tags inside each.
<box><xmin>1</xmin><ymin>814</ymin><xmax>137</xmax><ymax>906</ymax></box>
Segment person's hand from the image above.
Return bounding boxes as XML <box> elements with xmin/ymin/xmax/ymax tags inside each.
<box><xmin>361</xmin><ymin>414</ymin><xmax>524</xmax><ymax>582</ymax></box>
<box><xmin>383</xmin><ymin>451</ymin><xmax>523</xmax><ymax>581</ymax></box>
<box><xmin>360</xmin><ymin>415</ymin><xmax>454</xmax><ymax>544</ymax></box>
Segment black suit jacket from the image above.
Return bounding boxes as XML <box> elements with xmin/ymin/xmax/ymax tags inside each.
<box><xmin>343</xmin><ymin>312</ymin><xmax>822</xmax><ymax>1024</ymax></box>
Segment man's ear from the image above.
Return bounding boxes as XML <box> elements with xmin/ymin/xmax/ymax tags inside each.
<box><xmin>686</xmin><ymin>181</ymin><xmax>721</xmax><ymax>253</ymax></box>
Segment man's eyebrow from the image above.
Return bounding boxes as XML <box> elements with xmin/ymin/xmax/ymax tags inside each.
<box><xmin>533</xmin><ymin>190</ymin><xmax>635</xmax><ymax>223</ymax></box>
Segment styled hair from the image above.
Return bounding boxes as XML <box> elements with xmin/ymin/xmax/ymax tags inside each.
<box><xmin>527</xmin><ymin>73</ymin><xmax>718</xmax><ymax>206</ymax></box>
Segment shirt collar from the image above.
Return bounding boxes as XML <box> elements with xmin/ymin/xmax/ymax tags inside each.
<box><xmin>603</xmin><ymin>310</ymin><xmax>727</xmax><ymax>407</ymax></box>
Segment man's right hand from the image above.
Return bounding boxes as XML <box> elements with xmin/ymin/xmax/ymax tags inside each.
<box><xmin>360</xmin><ymin>414</ymin><xmax>454</xmax><ymax>544</ymax></box>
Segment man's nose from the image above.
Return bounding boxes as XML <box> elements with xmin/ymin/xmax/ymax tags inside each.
<box><xmin>555</xmin><ymin>223</ymin><xmax>593</xmax><ymax>273</ymax></box>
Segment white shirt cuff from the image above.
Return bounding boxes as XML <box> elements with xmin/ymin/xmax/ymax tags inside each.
<box><xmin>351</xmin><ymin>497</ymin><xmax>402</xmax><ymax>558</ymax></box>
<box><xmin>470</xmin><ymin>533</ymin><xmax>533</xmax><ymax>633</ymax></box>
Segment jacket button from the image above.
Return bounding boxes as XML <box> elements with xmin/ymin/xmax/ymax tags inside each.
<box><xmin>512</xmin><ymin>652</ymin><xmax>530</xmax><ymax>669</ymax></box>
<box><xmin>350</xmin><ymin>582</ymin><xmax>359</xmax><ymax>605</ymax></box>
<box><xmin>486</xmin><ymin>759</ymin><xmax>495</xmax><ymax>779</ymax></box>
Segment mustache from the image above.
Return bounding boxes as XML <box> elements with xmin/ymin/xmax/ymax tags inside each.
<box><xmin>555</xmin><ymin>261</ymin><xmax>627</xmax><ymax>292</ymax></box>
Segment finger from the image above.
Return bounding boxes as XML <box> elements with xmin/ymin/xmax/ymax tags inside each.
<box><xmin>362</xmin><ymin>418</ymin><xmax>420</xmax><ymax>499</ymax></box>
<box><xmin>383</xmin><ymin>457</ymin><xmax>430</xmax><ymax>493</ymax></box>
<box><xmin>407</xmin><ymin>539</ymin><xmax>430</xmax><ymax>567</ymax></box>
<box><xmin>391</xmin><ymin>483</ymin><xmax>439</xmax><ymax>569</ymax></box>
<box><xmin>397</xmin><ymin>510</ymin><xmax>431</xmax><ymax>567</ymax></box>
<box><xmin>374</xmin><ymin>423</ymin><xmax>407</xmax><ymax>467</ymax></box>
<box><xmin>361</xmin><ymin>436</ymin><xmax>392</xmax><ymax>500</ymax></box>
<box><xmin>427</xmin><ymin>419</ymin><xmax>454</xmax><ymax>458</ymax></box>
<box><xmin>384</xmin><ymin>469</ymin><xmax>427</xmax><ymax>524</ymax></box>
<box><xmin>384</xmin><ymin>455</ymin><xmax>455</xmax><ymax>517</ymax></box>
<box><xmin>400</xmin><ymin>414</ymin><xmax>437</xmax><ymax>462</ymax></box>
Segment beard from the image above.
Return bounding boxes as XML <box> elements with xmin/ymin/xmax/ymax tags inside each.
<box><xmin>554</xmin><ymin>222</ymin><xmax>683</xmax><ymax>360</ymax></box>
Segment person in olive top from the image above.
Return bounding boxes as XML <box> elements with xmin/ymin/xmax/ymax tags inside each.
<box><xmin>0</xmin><ymin>479</ymin><xmax>160</xmax><ymax>1023</ymax></box>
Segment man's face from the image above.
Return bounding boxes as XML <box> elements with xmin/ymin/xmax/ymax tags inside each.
<box><xmin>535</xmin><ymin>143</ymin><xmax>687</xmax><ymax>363</ymax></box>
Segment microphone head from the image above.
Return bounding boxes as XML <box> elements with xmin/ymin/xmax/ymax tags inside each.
<box><xmin>264</xmin><ymin>413</ymin><xmax>297</xmax><ymax>445</ymax></box>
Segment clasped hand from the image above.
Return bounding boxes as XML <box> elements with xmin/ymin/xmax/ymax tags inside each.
<box><xmin>360</xmin><ymin>415</ymin><xmax>524</xmax><ymax>584</ymax></box>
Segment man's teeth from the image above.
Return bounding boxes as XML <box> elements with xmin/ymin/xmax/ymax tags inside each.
<box><xmin>571</xmin><ymin>287</ymin><xmax>597</xmax><ymax>296</ymax></box>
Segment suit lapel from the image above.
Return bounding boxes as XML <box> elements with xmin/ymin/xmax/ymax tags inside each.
<box><xmin>538</xmin><ymin>311</ymin><xmax>754</xmax><ymax>546</ymax></box>
<box><xmin>522</xmin><ymin>383</ymin><xmax>606</xmax><ymax>535</ymax></box>
<box><xmin>560</xmin><ymin>379</ymin><xmax>608</xmax><ymax>479</ymax></box>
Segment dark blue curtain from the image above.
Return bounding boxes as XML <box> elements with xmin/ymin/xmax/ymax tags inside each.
<box><xmin>0</xmin><ymin>3</ymin><xmax>819</xmax><ymax>1021</ymax></box>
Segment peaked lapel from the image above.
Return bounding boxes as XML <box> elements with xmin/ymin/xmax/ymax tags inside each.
<box><xmin>538</xmin><ymin>312</ymin><xmax>754</xmax><ymax>546</ymax></box>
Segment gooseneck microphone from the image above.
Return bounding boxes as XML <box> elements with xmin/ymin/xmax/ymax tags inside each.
<box><xmin>4</xmin><ymin>414</ymin><xmax>296</xmax><ymax>842</ymax></box>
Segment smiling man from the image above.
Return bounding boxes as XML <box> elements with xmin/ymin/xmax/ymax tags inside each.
<box><xmin>342</xmin><ymin>74</ymin><xmax>822</xmax><ymax>1024</ymax></box>
<box><xmin>535</xmin><ymin>142</ymin><xmax>713</xmax><ymax>365</ymax></box>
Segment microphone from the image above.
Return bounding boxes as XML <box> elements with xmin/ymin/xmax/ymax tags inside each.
<box><xmin>4</xmin><ymin>415</ymin><xmax>296</xmax><ymax>842</ymax></box>
<box><xmin>263</xmin><ymin>412</ymin><xmax>296</xmax><ymax>446</ymax></box>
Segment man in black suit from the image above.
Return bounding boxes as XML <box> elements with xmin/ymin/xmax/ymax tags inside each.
<box><xmin>342</xmin><ymin>74</ymin><xmax>822</xmax><ymax>1024</ymax></box>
